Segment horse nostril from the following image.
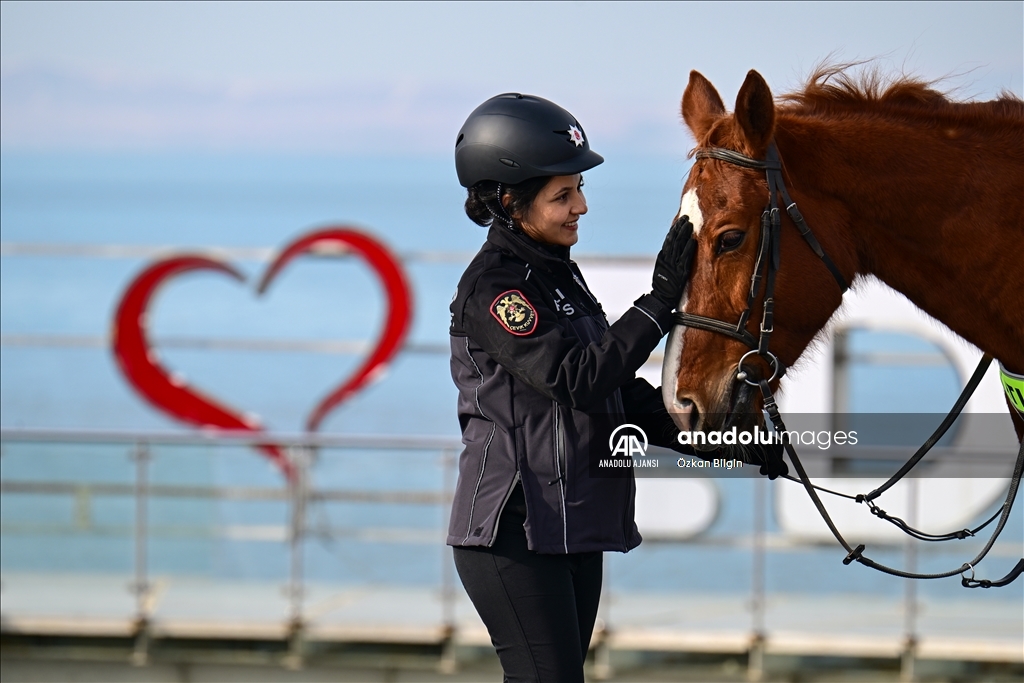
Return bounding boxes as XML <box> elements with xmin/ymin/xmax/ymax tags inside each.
<box><xmin>672</xmin><ymin>397</ymin><xmax>700</xmax><ymax>432</ymax></box>
<box><xmin>689</xmin><ymin>401</ymin><xmax>701</xmax><ymax>430</ymax></box>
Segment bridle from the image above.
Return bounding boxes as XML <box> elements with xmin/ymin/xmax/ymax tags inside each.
<box><xmin>673</xmin><ymin>143</ymin><xmax>848</xmax><ymax>387</ymax></box>
<box><xmin>671</xmin><ymin>142</ymin><xmax>1024</xmax><ymax>589</ymax></box>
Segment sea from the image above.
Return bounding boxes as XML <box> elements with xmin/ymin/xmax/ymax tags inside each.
<box><xmin>1</xmin><ymin>152</ymin><xmax>1020</xmax><ymax>604</ymax></box>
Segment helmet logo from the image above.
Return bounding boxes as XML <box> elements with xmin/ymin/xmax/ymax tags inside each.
<box><xmin>566</xmin><ymin>125</ymin><xmax>585</xmax><ymax>147</ymax></box>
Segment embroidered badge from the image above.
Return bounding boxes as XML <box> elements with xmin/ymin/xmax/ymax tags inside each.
<box><xmin>566</xmin><ymin>124</ymin><xmax>585</xmax><ymax>147</ymax></box>
<box><xmin>491</xmin><ymin>290</ymin><xmax>538</xmax><ymax>336</ymax></box>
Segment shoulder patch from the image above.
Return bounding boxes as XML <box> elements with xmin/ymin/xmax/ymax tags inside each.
<box><xmin>490</xmin><ymin>290</ymin><xmax>538</xmax><ymax>336</ymax></box>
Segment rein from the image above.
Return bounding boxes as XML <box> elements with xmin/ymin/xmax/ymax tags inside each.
<box><xmin>674</xmin><ymin>143</ymin><xmax>1024</xmax><ymax>588</ymax></box>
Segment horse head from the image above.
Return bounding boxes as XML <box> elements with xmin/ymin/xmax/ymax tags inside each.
<box><xmin>663</xmin><ymin>70</ymin><xmax>847</xmax><ymax>437</ymax></box>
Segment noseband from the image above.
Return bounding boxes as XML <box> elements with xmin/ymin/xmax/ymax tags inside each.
<box><xmin>672</xmin><ymin>143</ymin><xmax>849</xmax><ymax>386</ymax></box>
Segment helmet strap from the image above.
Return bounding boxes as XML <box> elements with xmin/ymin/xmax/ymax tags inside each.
<box><xmin>487</xmin><ymin>182</ymin><xmax>515</xmax><ymax>231</ymax></box>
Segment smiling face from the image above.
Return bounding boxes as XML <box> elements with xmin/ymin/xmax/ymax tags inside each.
<box><xmin>507</xmin><ymin>174</ymin><xmax>587</xmax><ymax>247</ymax></box>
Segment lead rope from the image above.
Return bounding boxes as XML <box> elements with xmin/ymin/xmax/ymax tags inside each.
<box><xmin>759</xmin><ymin>378</ymin><xmax>1024</xmax><ymax>585</ymax></box>
<box><xmin>859</xmin><ymin>355</ymin><xmax>994</xmax><ymax>503</ymax></box>
<box><xmin>780</xmin><ymin>353</ymin><xmax>1002</xmax><ymax>538</ymax></box>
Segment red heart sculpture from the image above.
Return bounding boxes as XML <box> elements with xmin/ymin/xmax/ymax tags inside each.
<box><xmin>112</xmin><ymin>227</ymin><xmax>413</xmax><ymax>481</ymax></box>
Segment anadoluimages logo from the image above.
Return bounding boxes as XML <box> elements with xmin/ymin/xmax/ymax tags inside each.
<box><xmin>609</xmin><ymin>424</ymin><xmax>648</xmax><ymax>457</ymax></box>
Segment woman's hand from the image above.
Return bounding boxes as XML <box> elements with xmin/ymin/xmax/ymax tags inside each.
<box><xmin>747</xmin><ymin>442</ymin><xmax>790</xmax><ymax>480</ymax></box>
<box><xmin>651</xmin><ymin>216</ymin><xmax>696</xmax><ymax>309</ymax></box>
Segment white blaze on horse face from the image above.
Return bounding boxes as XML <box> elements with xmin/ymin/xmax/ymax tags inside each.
<box><xmin>678</xmin><ymin>189</ymin><xmax>704</xmax><ymax>236</ymax></box>
<box><xmin>662</xmin><ymin>187</ymin><xmax>703</xmax><ymax>429</ymax></box>
<box><xmin>662</xmin><ymin>285</ymin><xmax>694</xmax><ymax>431</ymax></box>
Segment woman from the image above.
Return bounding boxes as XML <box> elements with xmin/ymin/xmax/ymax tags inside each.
<box><xmin>446</xmin><ymin>93</ymin><xmax>695</xmax><ymax>682</ymax></box>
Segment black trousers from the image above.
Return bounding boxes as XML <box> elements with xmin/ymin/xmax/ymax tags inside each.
<box><xmin>452</xmin><ymin>484</ymin><xmax>603</xmax><ymax>683</ymax></box>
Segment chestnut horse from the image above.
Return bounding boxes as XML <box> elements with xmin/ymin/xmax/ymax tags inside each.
<box><xmin>663</xmin><ymin>67</ymin><xmax>1024</xmax><ymax>444</ymax></box>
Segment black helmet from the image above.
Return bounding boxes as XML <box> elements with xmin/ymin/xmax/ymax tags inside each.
<box><xmin>455</xmin><ymin>93</ymin><xmax>604</xmax><ymax>188</ymax></box>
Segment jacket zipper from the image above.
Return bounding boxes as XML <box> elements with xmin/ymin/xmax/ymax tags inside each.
<box><xmin>570</xmin><ymin>268</ymin><xmax>598</xmax><ymax>305</ymax></box>
<box><xmin>569</xmin><ymin>263</ymin><xmax>607</xmax><ymax>321</ymax></box>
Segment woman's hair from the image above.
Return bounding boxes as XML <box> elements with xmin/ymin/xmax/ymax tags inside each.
<box><xmin>464</xmin><ymin>175</ymin><xmax>553</xmax><ymax>228</ymax></box>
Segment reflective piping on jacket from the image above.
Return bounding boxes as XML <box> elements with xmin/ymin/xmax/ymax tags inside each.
<box><xmin>632</xmin><ymin>305</ymin><xmax>665</xmax><ymax>336</ymax></box>
<box><xmin>463</xmin><ymin>336</ymin><xmax>496</xmax><ymax>544</ymax></box>
<box><xmin>553</xmin><ymin>400</ymin><xmax>568</xmax><ymax>553</ymax></box>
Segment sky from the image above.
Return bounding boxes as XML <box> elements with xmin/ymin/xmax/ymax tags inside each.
<box><xmin>1</xmin><ymin>1</ymin><xmax>1021</xmax><ymax>155</ymax></box>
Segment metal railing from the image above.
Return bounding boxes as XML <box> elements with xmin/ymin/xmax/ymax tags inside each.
<box><xmin>0</xmin><ymin>429</ymin><xmax>460</xmax><ymax>663</ymax></box>
<box><xmin>1</xmin><ymin>427</ymin><xmax>1020</xmax><ymax>677</ymax></box>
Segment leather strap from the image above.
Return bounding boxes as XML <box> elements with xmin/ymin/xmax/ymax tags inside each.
<box><xmin>761</xmin><ymin>378</ymin><xmax>1024</xmax><ymax>584</ymax></box>
<box><xmin>695</xmin><ymin>147</ymin><xmax>782</xmax><ymax>170</ymax></box>
<box><xmin>860</xmin><ymin>355</ymin><xmax>993</xmax><ymax>502</ymax></box>
<box><xmin>673</xmin><ymin>312</ymin><xmax>757</xmax><ymax>348</ymax></box>
<box><xmin>697</xmin><ymin>144</ymin><xmax>848</xmax><ymax>294</ymax></box>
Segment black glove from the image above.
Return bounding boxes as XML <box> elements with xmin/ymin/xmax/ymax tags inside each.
<box><xmin>651</xmin><ymin>215</ymin><xmax>696</xmax><ymax>308</ymax></box>
<box><xmin>619</xmin><ymin>379</ymin><xmax>685</xmax><ymax>451</ymax></box>
<box><xmin>747</xmin><ymin>442</ymin><xmax>789</xmax><ymax>480</ymax></box>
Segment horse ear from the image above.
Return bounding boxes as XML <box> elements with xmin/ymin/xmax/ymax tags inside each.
<box><xmin>734</xmin><ymin>70</ymin><xmax>775</xmax><ymax>154</ymax></box>
<box><xmin>682</xmin><ymin>70</ymin><xmax>726</xmax><ymax>141</ymax></box>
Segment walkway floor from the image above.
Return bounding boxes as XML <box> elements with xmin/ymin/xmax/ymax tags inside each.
<box><xmin>2</xmin><ymin>572</ymin><xmax>1020</xmax><ymax>666</ymax></box>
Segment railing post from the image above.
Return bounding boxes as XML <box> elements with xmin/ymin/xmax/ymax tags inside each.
<box><xmin>439</xmin><ymin>447</ymin><xmax>458</xmax><ymax>674</ymax></box>
<box><xmin>748</xmin><ymin>476</ymin><xmax>767</xmax><ymax>682</ymax></box>
<box><xmin>901</xmin><ymin>478</ymin><xmax>919</xmax><ymax>682</ymax></box>
<box><xmin>590</xmin><ymin>551</ymin><xmax>613</xmax><ymax>681</ymax></box>
<box><xmin>590</xmin><ymin>531</ymin><xmax>614</xmax><ymax>682</ymax></box>
<box><xmin>130</xmin><ymin>441</ymin><xmax>151</xmax><ymax>666</ymax></box>
<box><xmin>285</xmin><ymin>445</ymin><xmax>310</xmax><ymax>670</ymax></box>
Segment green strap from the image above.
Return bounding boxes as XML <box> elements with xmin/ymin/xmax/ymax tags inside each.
<box><xmin>1000</xmin><ymin>362</ymin><xmax>1024</xmax><ymax>415</ymax></box>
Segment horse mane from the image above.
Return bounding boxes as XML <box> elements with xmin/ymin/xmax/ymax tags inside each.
<box><xmin>778</xmin><ymin>62</ymin><xmax>1024</xmax><ymax>124</ymax></box>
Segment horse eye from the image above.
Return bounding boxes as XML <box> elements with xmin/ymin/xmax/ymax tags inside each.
<box><xmin>716</xmin><ymin>230</ymin><xmax>745</xmax><ymax>254</ymax></box>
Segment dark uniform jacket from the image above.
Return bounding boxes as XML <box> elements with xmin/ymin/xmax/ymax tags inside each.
<box><xmin>447</xmin><ymin>223</ymin><xmax>685</xmax><ymax>554</ymax></box>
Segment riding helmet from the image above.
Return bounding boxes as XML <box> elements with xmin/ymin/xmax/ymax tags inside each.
<box><xmin>455</xmin><ymin>93</ymin><xmax>604</xmax><ymax>187</ymax></box>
